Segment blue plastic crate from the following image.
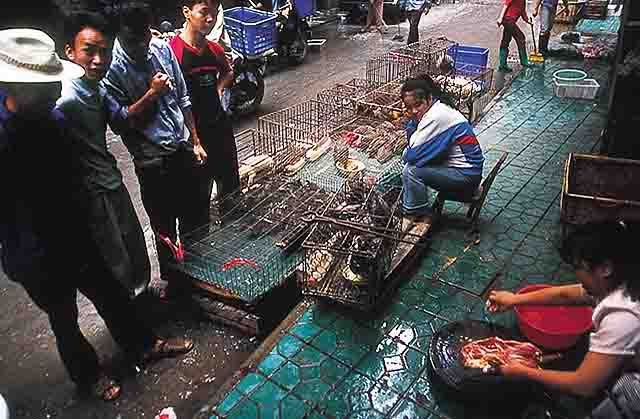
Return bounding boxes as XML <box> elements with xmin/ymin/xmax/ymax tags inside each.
<box><xmin>294</xmin><ymin>0</ymin><xmax>316</xmax><ymax>17</ymax></box>
<box><xmin>447</xmin><ymin>44</ymin><xmax>489</xmax><ymax>70</ymax></box>
<box><xmin>224</xmin><ymin>7</ymin><xmax>277</xmax><ymax>58</ymax></box>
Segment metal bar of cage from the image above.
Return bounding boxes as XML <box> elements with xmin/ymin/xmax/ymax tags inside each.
<box><xmin>365</xmin><ymin>37</ymin><xmax>458</xmax><ymax>85</ymax></box>
<box><xmin>433</xmin><ymin>64</ymin><xmax>494</xmax><ymax>121</ymax></box>
<box><xmin>300</xmin><ymin>178</ymin><xmax>403</xmax><ymax>309</ymax></box>
<box><xmin>315</xmin><ymin>78</ymin><xmax>377</xmax><ymax>109</ymax></box>
<box><xmin>175</xmin><ymin>171</ymin><xmax>345</xmax><ymax>303</ymax></box>
<box><xmin>257</xmin><ymin>99</ymin><xmax>357</xmax><ymax>151</ymax></box>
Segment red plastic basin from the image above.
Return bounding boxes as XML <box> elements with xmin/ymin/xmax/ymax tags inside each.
<box><xmin>514</xmin><ymin>284</ymin><xmax>593</xmax><ymax>350</ymax></box>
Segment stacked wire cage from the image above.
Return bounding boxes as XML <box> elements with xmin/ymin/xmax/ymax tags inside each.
<box><xmin>433</xmin><ymin>63</ymin><xmax>494</xmax><ymax>122</ymax></box>
<box><xmin>177</xmin><ymin>170</ymin><xmax>343</xmax><ymax>303</ymax></box>
<box><xmin>365</xmin><ymin>37</ymin><xmax>458</xmax><ymax>86</ymax></box>
<box><xmin>316</xmin><ymin>78</ymin><xmax>376</xmax><ymax>109</ymax></box>
<box><xmin>301</xmin><ymin>177</ymin><xmax>404</xmax><ymax>309</ymax></box>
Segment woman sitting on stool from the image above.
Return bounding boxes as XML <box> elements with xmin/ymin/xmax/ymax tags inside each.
<box><xmin>400</xmin><ymin>76</ymin><xmax>484</xmax><ymax>222</ymax></box>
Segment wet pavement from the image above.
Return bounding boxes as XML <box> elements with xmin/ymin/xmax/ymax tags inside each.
<box><xmin>197</xmin><ymin>57</ymin><xmax>611</xmax><ymax>419</ymax></box>
<box><xmin>0</xmin><ymin>1</ymin><xmax>587</xmax><ymax>418</ymax></box>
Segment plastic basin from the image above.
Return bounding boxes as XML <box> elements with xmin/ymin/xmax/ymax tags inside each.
<box><xmin>553</xmin><ymin>69</ymin><xmax>587</xmax><ymax>83</ymax></box>
<box><xmin>514</xmin><ymin>284</ymin><xmax>593</xmax><ymax>350</ymax></box>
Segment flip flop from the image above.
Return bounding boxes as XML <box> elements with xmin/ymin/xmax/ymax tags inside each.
<box><xmin>144</xmin><ymin>337</ymin><xmax>194</xmax><ymax>362</ymax></box>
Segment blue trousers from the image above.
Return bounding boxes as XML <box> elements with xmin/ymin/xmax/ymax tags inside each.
<box><xmin>402</xmin><ymin>163</ymin><xmax>481</xmax><ymax>213</ymax></box>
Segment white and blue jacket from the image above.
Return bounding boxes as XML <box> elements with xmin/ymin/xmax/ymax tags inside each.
<box><xmin>403</xmin><ymin>100</ymin><xmax>484</xmax><ymax>176</ymax></box>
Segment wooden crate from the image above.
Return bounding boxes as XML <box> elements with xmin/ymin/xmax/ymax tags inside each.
<box><xmin>561</xmin><ymin>153</ymin><xmax>640</xmax><ymax>227</ymax></box>
<box><xmin>555</xmin><ymin>0</ymin><xmax>587</xmax><ymax>24</ymax></box>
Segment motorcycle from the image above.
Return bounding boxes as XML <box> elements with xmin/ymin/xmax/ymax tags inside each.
<box><xmin>222</xmin><ymin>0</ymin><xmax>309</xmax><ymax>115</ymax></box>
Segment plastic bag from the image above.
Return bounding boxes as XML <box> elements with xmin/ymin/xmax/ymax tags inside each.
<box><xmin>155</xmin><ymin>407</ymin><xmax>177</xmax><ymax>419</ymax></box>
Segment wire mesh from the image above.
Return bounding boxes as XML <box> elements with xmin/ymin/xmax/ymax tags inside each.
<box><xmin>257</xmin><ymin>100</ymin><xmax>356</xmax><ymax>151</ymax></box>
<box><xmin>176</xmin><ymin>172</ymin><xmax>341</xmax><ymax>303</ymax></box>
<box><xmin>365</xmin><ymin>37</ymin><xmax>458</xmax><ymax>85</ymax></box>
<box><xmin>301</xmin><ymin>178</ymin><xmax>403</xmax><ymax>309</ymax></box>
<box><xmin>434</xmin><ymin>64</ymin><xmax>494</xmax><ymax>121</ymax></box>
<box><xmin>331</xmin><ymin>114</ymin><xmax>406</xmax><ymax>165</ymax></box>
<box><xmin>315</xmin><ymin>78</ymin><xmax>376</xmax><ymax>109</ymax></box>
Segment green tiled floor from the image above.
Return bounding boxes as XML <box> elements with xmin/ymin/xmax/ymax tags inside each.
<box><xmin>202</xmin><ymin>59</ymin><xmax>610</xmax><ymax>419</ymax></box>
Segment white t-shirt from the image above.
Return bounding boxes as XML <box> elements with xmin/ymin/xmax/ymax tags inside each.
<box><xmin>590</xmin><ymin>287</ymin><xmax>640</xmax><ymax>368</ymax></box>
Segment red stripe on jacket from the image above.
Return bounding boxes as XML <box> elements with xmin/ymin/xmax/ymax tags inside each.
<box><xmin>455</xmin><ymin>134</ymin><xmax>479</xmax><ymax>146</ymax></box>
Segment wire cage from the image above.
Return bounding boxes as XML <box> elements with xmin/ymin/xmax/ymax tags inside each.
<box><xmin>176</xmin><ymin>172</ymin><xmax>343</xmax><ymax>303</ymax></box>
<box><xmin>331</xmin><ymin>114</ymin><xmax>406</xmax><ymax>165</ymax></box>
<box><xmin>433</xmin><ymin>64</ymin><xmax>494</xmax><ymax>121</ymax></box>
<box><xmin>300</xmin><ymin>177</ymin><xmax>403</xmax><ymax>309</ymax></box>
<box><xmin>257</xmin><ymin>100</ymin><xmax>356</xmax><ymax>151</ymax></box>
<box><xmin>365</xmin><ymin>37</ymin><xmax>458</xmax><ymax>86</ymax></box>
<box><xmin>315</xmin><ymin>78</ymin><xmax>376</xmax><ymax>109</ymax></box>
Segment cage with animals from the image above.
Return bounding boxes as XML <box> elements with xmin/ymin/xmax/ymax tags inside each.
<box><xmin>315</xmin><ymin>78</ymin><xmax>377</xmax><ymax>110</ymax></box>
<box><xmin>176</xmin><ymin>171</ymin><xmax>343</xmax><ymax>303</ymax></box>
<box><xmin>433</xmin><ymin>64</ymin><xmax>494</xmax><ymax>121</ymax></box>
<box><xmin>365</xmin><ymin>37</ymin><xmax>458</xmax><ymax>86</ymax></box>
<box><xmin>300</xmin><ymin>177</ymin><xmax>403</xmax><ymax>309</ymax></box>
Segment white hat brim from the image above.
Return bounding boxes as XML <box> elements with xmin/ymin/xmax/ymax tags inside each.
<box><xmin>0</xmin><ymin>59</ymin><xmax>84</xmax><ymax>83</ymax></box>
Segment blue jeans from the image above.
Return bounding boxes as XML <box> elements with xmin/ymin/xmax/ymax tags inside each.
<box><xmin>540</xmin><ymin>5</ymin><xmax>557</xmax><ymax>35</ymax></box>
<box><xmin>402</xmin><ymin>163</ymin><xmax>481</xmax><ymax>213</ymax></box>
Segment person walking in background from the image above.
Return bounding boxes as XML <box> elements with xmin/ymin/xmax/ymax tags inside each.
<box><xmin>401</xmin><ymin>0</ymin><xmax>431</xmax><ymax>45</ymax></box>
<box><xmin>497</xmin><ymin>0</ymin><xmax>533</xmax><ymax>72</ymax></box>
<box><xmin>364</xmin><ymin>0</ymin><xmax>385</xmax><ymax>32</ymax></box>
<box><xmin>171</xmin><ymin>0</ymin><xmax>239</xmax><ymax>225</ymax></box>
<box><xmin>532</xmin><ymin>0</ymin><xmax>567</xmax><ymax>56</ymax></box>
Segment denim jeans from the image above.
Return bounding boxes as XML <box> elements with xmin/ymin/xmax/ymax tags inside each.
<box><xmin>539</xmin><ymin>5</ymin><xmax>556</xmax><ymax>35</ymax></box>
<box><xmin>402</xmin><ymin>163</ymin><xmax>481</xmax><ymax>213</ymax></box>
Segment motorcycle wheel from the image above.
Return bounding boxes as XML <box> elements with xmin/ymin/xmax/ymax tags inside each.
<box><xmin>229</xmin><ymin>69</ymin><xmax>265</xmax><ymax>117</ymax></box>
<box><xmin>288</xmin><ymin>27</ymin><xmax>308</xmax><ymax>66</ymax></box>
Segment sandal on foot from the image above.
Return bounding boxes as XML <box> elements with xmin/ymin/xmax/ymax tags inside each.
<box><xmin>145</xmin><ymin>285</ymin><xmax>169</xmax><ymax>301</ymax></box>
<box><xmin>144</xmin><ymin>337</ymin><xmax>194</xmax><ymax>362</ymax></box>
<box><xmin>92</xmin><ymin>375</ymin><xmax>121</xmax><ymax>401</ymax></box>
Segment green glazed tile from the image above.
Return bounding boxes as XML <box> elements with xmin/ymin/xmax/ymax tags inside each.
<box><xmin>406</xmin><ymin>375</ymin><xmax>436</xmax><ymax>408</ymax></box>
<box><xmin>311</xmin><ymin>329</ymin><xmax>338</xmax><ymax>354</ymax></box>
<box><xmin>226</xmin><ymin>398</ymin><xmax>259</xmax><ymax>419</ymax></box>
<box><xmin>278</xmin><ymin>394</ymin><xmax>309</xmax><ymax>419</ymax></box>
<box><xmin>368</xmin><ymin>382</ymin><xmax>402</xmax><ymax>415</ymax></box>
<box><xmin>303</xmin><ymin>409</ymin><xmax>328</xmax><ymax>419</ymax></box>
<box><xmin>319</xmin><ymin>356</ymin><xmax>348</xmax><ymax>384</ymax></box>
<box><xmin>378</xmin><ymin>368</ymin><xmax>417</xmax><ymax>394</ymax></box>
<box><xmin>270</xmin><ymin>361</ymin><xmax>300</xmax><ymax>391</ymax></box>
<box><xmin>389</xmin><ymin>397</ymin><xmax>433</xmax><ymax>419</ymax></box>
<box><xmin>317</xmin><ymin>373</ymin><xmax>376</xmax><ymax>415</ymax></box>
<box><xmin>333</xmin><ymin>342</ymin><xmax>371</xmax><ymax>367</ymax></box>
<box><xmin>257</xmin><ymin>353</ymin><xmax>287</xmax><ymax>377</ymax></box>
<box><xmin>293</xmin><ymin>377</ymin><xmax>332</xmax><ymax>402</ymax></box>
<box><xmin>235</xmin><ymin>373</ymin><xmax>265</xmax><ymax>396</ymax></box>
<box><xmin>290</xmin><ymin>321</ymin><xmax>323</xmax><ymax>343</ymax></box>
<box><xmin>276</xmin><ymin>334</ymin><xmax>304</xmax><ymax>358</ymax></box>
<box><xmin>292</xmin><ymin>345</ymin><xmax>327</xmax><ymax>367</ymax></box>
<box><xmin>249</xmin><ymin>379</ymin><xmax>287</xmax><ymax>405</ymax></box>
<box><xmin>216</xmin><ymin>389</ymin><xmax>243</xmax><ymax>415</ymax></box>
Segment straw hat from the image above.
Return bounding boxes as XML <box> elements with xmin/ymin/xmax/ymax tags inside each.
<box><xmin>0</xmin><ymin>28</ymin><xmax>84</xmax><ymax>83</ymax></box>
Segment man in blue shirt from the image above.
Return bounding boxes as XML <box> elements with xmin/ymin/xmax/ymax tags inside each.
<box><xmin>102</xmin><ymin>1</ymin><xmax>208</xmax><ymax>299</ymax></box>
<box><xmin>533</xmin><ymin>0</ymin><xmax>568</xmax><ymax>55</ymax></box>
<box><xmin>400</xmin><ymin>0</ymin><xmax>431</xmax><ymax>45</ymax></box>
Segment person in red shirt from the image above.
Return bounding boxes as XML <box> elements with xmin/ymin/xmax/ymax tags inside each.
<box><xmin>497</xmin><ymin>0</ymin><xmax>533</xmax><ymax>72</ymax></box>
<box><xmin>169</xmin><ymin>0</ymin><xmax>239</xmax><ymax>231</ymax></box>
